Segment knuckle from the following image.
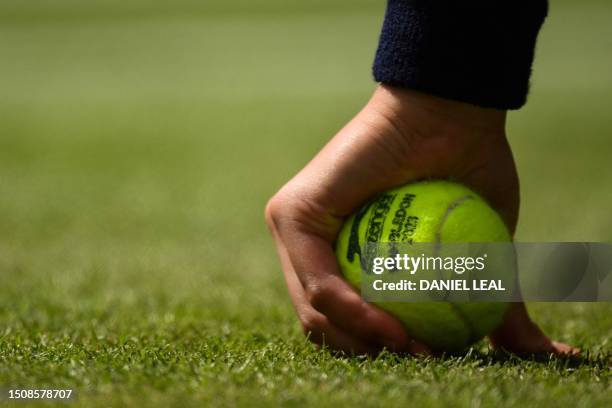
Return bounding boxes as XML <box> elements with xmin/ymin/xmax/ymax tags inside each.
<box><xmin>304</xmin><ymin>282</ymin><xmax>335</xmax><ymax>312</ymax></box>
<box><xmin>265</xmin><ymin>189</ymin><xmax>324</xmax><ymax>236</ymax></box>
<box><xmin>264</xmin><ymin>192</ymin><xmax>290</xmax><ymax>232</ymax></box>
<box><xmin>299</xmin><ymin>312</ymin><xmax>326</xmax><ymax>338</ymax></box>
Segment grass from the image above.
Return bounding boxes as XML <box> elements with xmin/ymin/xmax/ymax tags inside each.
<box><xmin>0</xmin><ymin>1</ymin><xmax>610</xmax><ymax>406</ymax></box>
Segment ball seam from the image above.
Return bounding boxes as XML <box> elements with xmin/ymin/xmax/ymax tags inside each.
<box><xmin>435</xmin><ymin>194</ymin><xmax>481</xmax><ymax>346</ymax></box>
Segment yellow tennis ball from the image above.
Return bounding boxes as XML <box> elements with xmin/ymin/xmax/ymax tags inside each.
<box><xmin>335</xmin><ymin>180</ymin><xmax>511</xmax><ymax>352</ymax></box>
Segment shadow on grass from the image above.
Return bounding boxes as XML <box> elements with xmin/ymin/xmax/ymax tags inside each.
<box><xmin>474</xmin><ymin>348</ymin><xmax>610</xmax><ymax>370</ymax></box>
<box><xmin>419</xmin><ymin>347</ymin><xmax>610</xmax><ymax>372</ymax></box>
<box><xmin>327</xmin><ymin>345</ymin><xmax>610</xmax><ymax>372</ymax></box>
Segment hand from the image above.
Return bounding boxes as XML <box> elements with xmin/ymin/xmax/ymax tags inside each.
<box><xmin>490</xmin><ymin>303</ymin><xmax>580</xmax><ymax>356</ymax></box>
<box><xmin>266</xmin><ymin>85</ymin><xmax>575</xmax><ymax>356</ymax></box>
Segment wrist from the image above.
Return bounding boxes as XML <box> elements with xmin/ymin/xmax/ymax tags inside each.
<box><xmin>370</xmin><ymin>85</ymin><xmax>507</xmax><ymax>141</ymax></box>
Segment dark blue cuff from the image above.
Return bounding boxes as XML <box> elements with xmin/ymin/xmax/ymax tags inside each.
<box><xmin>373</xmin><ymin>0</ymin><xmax>548</xmax><ymax>110</ymax></box>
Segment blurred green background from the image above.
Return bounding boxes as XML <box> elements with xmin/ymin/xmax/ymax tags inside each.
<box><xmin>0</xmin><ymin>1</ymin><xmax>610</xmax><ymax>406</ymax></box>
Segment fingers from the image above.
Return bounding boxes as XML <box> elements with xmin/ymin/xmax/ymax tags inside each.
<box><xmin>550</xmin><ymin>341</ymin><xmax>581</xmax><ymax>357</ymax></box>
<box><xmin>266</xmin><ymin>198</ymin><xmax>430</xmax><ymax>355</ymax></box>
<box><xmin>489</xmin><ymin>303</ymin><xmax>581</xmax><ymax>357</ymax></box>
<box><xmin>285</xmin><ymin>244</ymin><xmax>428</xmax><ymax>354</ymax></box>
<box><xmin>285</xmin><ymin>231</ymin><xmax>410</xmax><ymax>350</ymax></box>
<box><xmin>268</xmin><ymin>229</ymin><xmax>377</xmax><ymax>354</ymax></box>
<box><xmin>289</xmin><ymin>273</ymin><xmax>378</xmax><ymax>355</ymax></box>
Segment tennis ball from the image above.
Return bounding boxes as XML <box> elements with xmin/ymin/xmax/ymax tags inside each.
<box><xmin>335</xmin><ymin>180</ymin><xmax>511</xmax><ymax>352</ymax></box>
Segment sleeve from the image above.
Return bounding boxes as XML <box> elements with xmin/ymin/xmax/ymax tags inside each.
<box><xmin>372</xmin><ymin>0</ymin><xmax>549</xmax><ymax>110</ymax></box>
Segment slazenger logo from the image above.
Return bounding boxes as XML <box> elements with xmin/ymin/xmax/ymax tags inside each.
<box><xmin>346</xmin><ymin>193</ymin><xmax>396</xmax><ymax>264</ymax></box>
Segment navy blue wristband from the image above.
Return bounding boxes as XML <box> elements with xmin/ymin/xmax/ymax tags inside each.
<box><xmin>373</xmin><ymin>0</ymin><xmax>548</xmax><ymax>109</ymax></box>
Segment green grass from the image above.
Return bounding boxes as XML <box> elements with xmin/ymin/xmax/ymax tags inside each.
<box><xmin>0</xmin><ymin>1</ymin><xmax>611</xmax><ymax>406</ymax></box>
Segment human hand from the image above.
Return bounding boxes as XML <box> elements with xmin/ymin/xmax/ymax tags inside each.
<box><xmin>265</xmin><ymin>85</ymin><xmax>576</xmax><ymax>356</ymax></box>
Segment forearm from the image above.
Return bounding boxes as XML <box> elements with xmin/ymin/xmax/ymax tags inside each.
<box><xmin>373</xmin><ymin>0</ymin><xmax>548</xmax><ymax>109</ymax></box>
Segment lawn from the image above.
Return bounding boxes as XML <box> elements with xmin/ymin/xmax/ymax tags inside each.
<box><xmin>0</xmin><ymin>1</ymin><xmax>610</xmax><ymax>406</ymax></box>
